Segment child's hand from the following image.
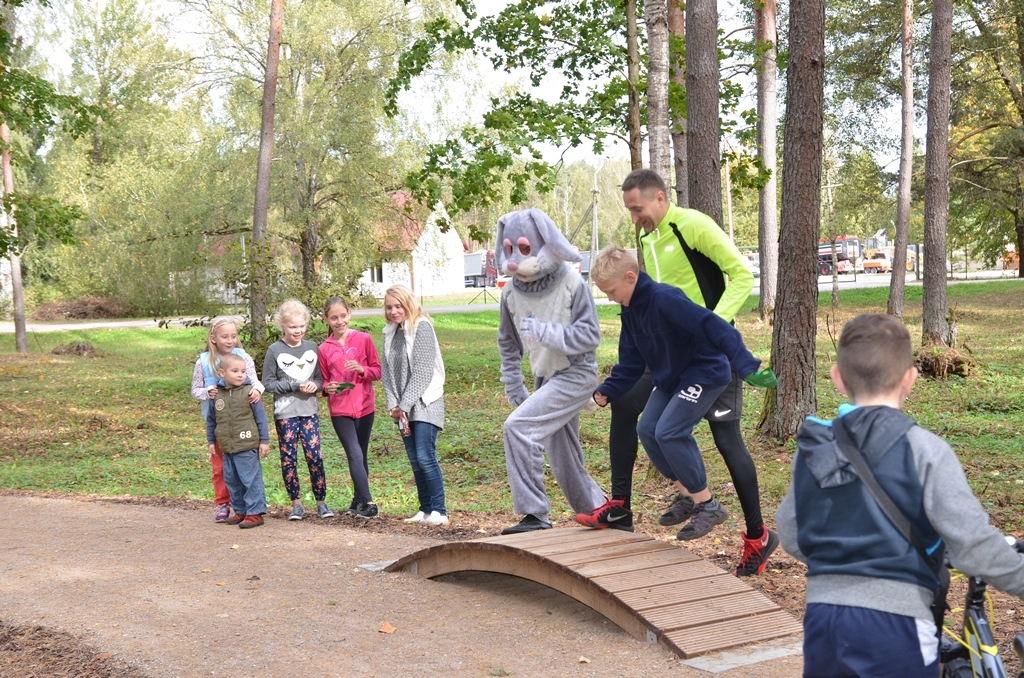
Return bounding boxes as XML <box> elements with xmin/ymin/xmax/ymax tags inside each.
<box><xmin>208</xmin><ymin>444</ymin><xmax>217</xmax><ymax>461</ymax></box>
<box><xmin>344</xmin><ymin>360</ymin><xmax>364</xmax><ymax>374</ymax></box>
<box><xmin>745</xmin><ymin>367</ymin><xmax>778</xmax><ymax>389</ymax></box>
<box><xmin>248</xmin><ymin>388</ymin><xmax>261</xmax><ymax>404</ymax></box>
<box><xmin>325</xmin><ymin>381</ymin><xmax>338</xmax><ymax>394</ymax></box>
<box><xmin>299</xmin><ymin>381</ymin><xmax>318</xmax><ymax>394</ymax></box>
<box><xmin>207</xmin><ymin>386</ymin><xmax>218</xmax><ymax>398</ymax></box>
<box><xmin>258</xmin><ymin>443</ymin><xmax>270</xmax><ymax>458</ymax></box>
<box><xmin>593</xmin><ymin>391</ymin><xmax>608</xmax><ymax>407</ymax></box>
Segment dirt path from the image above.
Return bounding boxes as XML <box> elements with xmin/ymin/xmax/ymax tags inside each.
<box><xmin>0</xmin><ymin>494</ymin><xmax>804</xmax><ymax>677</ymax></box>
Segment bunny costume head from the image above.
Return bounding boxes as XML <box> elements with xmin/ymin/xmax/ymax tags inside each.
<box><xmin>495</xmin><ymin>208</ymin><xmax>580</xmax><ymax>283</ymax></box>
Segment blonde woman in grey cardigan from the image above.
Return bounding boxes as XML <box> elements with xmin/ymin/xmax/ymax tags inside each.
<box><xmin>381</xmin><ymin>285</ymin><xmax>448</xmax><ymax>526</ymax></box>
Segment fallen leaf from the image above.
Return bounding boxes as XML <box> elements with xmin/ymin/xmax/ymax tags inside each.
<box><xmin>230</xmin><ymin>544</ymin><xmax>240</xmax><ymax>549</ymax></box>
<box><xmin>347</xmin><ymin>541</ymin><xmax>356</xmax><ymax>547</ymax></box>
<box><xmin>201</xmin><ymin>568</ymin><xmax>213</xmax><ymax>573</ymax></box>
<box><xmin>96</xmin><ymin>653</ymin><xmax>111</xmax><ymax>661</ymax></box>
<box><xmin>579</xmin><ymin>656</ymin><xmax>590</xmax><ymax>664</ymax></box>
<box><xmin>216</xmin><ymin>582</ymin><xmax>226</xmax><ymax>587</ymax></box>
<box><xmin>378</xmin><ymin>621</ymin><xmax>396</xmax><ymax>634</ymax></box>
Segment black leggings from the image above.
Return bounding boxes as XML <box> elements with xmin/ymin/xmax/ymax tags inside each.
<box><xmin>330</xmin><ymin>413</ymin><xmax>375</xmax><ymax>503</ymax></box>
<box><xmin>608</xmin><ymin>376</ymin><xmax>764</xmax><ymax>534</ymax></box>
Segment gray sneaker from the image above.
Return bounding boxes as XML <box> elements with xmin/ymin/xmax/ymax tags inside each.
<box><xmin>316</xmin><ymin>501</ymin><xmax>334</xmax><ymax>519</ymax></box>
<box><xmin>288</xmin><ymin>504</ymin><xmax>305</xmax><ymax>521</ymax></box>
<box><xmin>658</xmin><ymin>492</ymin><xmax>697</xmax><ymax>526</ymax></box>
<box><xmin>676</xmin><ymin>498</ymin><xmax>728</xmax><ymax>540</ymax></box>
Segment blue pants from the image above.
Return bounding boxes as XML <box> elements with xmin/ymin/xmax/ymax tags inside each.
<box><xmin>636</xmin><ymin>380</ymin><xmax>729</xmax><ymax>494</ymax></box>
<box><xmin>803</xmin><ymin>604</ymin><xmax>939</xmax><ymax>678</ymax></box>
<box><xmin>223</xmin><ymin>449</ymin><xmax>267</xmax><ymax>516</ymax></box>
<box><xmin>402</xmin><ymin>421</ymin><xmax>446</xmax><ymax>515</ymax></box>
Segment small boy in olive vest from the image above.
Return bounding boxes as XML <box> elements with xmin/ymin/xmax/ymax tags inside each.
<box><xmin>206</xmin><ymin>353</ymin><xmax>271</xmax><ymax>528</ymax></box>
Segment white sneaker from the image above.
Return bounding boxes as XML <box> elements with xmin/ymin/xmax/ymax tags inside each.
<box><xmin>403</xmin><ymin>511</ymin><xmax>426</xmax><ymax>524</ymax></box>
<box><xmin>423</xmin><ymin>511</ymin><xmax>449</xmax><ymax>526</ymax></box>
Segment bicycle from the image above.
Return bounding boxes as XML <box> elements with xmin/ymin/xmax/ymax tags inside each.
<box><xmin>940</xmin><ymin>537</ymin><xmax>1024</xmax><ymax>677</ymax></box>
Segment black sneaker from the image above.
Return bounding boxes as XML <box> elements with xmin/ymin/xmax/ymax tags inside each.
<box><xmin>658</xmin><ymin>492</ymin><xmax>697</xmax><ymax>526</ymax></box>
<box><xmin>676</xmin><ymin>498</ymin><xmax>728</xmax><ymax>540</ymax></box>
<box><xmin>353</xmin><ymin>501</ymin><xmax>378</xmax><ymax>519</ymax></box>
<box><xmin>501</xmin><ymin>515</ymin><xmax>552</xmax><ymax>535</ymax></box>
<box><xmin>573</xmin><ymin>499</ymin><xmax>633</xmax><ymax>531</ymax></box>
<box><xmin>344</xmin><ymin>498</ymin><xmax>359</xmax><ymax>516</ymax></box>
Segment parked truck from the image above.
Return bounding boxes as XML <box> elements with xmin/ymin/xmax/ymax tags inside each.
<box><xmin>818</xmin><ymin>235</ymin><xmax>862</xmax><ymax>275</ymax></box>
<box><xmin>464</xmin><ymin>250</ymin><xmax>498</xmax><ymax>288</ymax></box>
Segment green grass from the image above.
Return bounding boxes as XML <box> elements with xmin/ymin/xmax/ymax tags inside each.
<box><xmin>3</xmin><ymin>279</ymin><xmax>1024</xmax><ymax>529</ymax></box>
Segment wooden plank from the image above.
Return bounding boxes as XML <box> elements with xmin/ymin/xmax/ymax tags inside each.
<box><xmin>640</xmin><ymin>591</ymin><xmax>780</xmax><ymax>630</ymax></box>
<box><xmin>591</xmin><ymin>559</ymin><xmax>725</xmax><ymax>593</ymax></box>
<box><xmin>615</xmin><ymin>574</ymin><xmax>751</xmax><ymax>610</ymax></box>
<box><xmin>473</xmin><ymin>527</ymin><xmax>631</xmax><ymax>548</ymax></box>
<box><xmin>522</xmin><ymin>532</ymin><xmax>649</xmax><ymax>556</ymax></box>
<box><xmin>545</xmin><ymin>540</ymin><xmax>677</xmax><ymax>566</ymax></box>
<box><xmin>571</xmin><ymin>547</ymin><xmax>702</xmax><ymax>578</ymax></box>
<box><xmin>661</xmin><ymin>610</ymin><xmax>804</xmax><ymax>657</ymax></box>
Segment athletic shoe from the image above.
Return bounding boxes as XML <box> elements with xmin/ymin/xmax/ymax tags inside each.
<box><xmin>239</xmin><ymin>514</ymin><xmax>264</xmax><ymax>529</ymax></box>
<box><xmin>288</xmin><ymin>505</ymin><xmax>305</xmax><ymax>521</ymax></box>
<box><xmin>501</xmin><ymin>515</ymin><xmax>552</xmax><ymax>535</ymax></box>
<box><xmin>353</xmin><ymin>502</ymin><xmax>378</xmax><ymax>519</ymax></box>
<box><xmin>423</xmin><ymin>511</ymin><xmax>449</xmax><ymax>526</ymax></box>
<box><xmin>225</xmin><ymin>513</ymin><xmax>246</xmax><ymax>526</ymax></box>
<box><xmin>573</xmin><ymin>499</ymin><xmax>633</xmax><ymax>531</ymax></box>
<box><xmin>344</xmin><ymin>498</ymin><xmax>359</xmax><ymax>516</ymax></box>
<box><xmin>676</xmin><ymin>498</ymin><xmax>728</xmax><ymax>540</ymax></box>
<box><xmin>734</xmin><ymin>527</ymin><xmax>780</xmax><ymax>577</ymax></box>
<box><xmin>403</xmin><ymin>511</ymin><xmax>426</xmax><ymax>524</ymax></box>
<box><xmin>658</xmin><ymin>492</ymin><xmax>697</xmax><ymax>526</ymax></box>
<box><xmin>214</xmin><ymin>504</ymin><xmax>231</xmax><ymax>523</ymax></box>
<box><xmin>316</xmin><ymin>501</ymin><xmax>334</xmax><ymax>519</ymax></box>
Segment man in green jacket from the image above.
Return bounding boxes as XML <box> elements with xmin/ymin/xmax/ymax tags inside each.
<box><xmin>606</xmin><ymin>168</ymin><xmax>776</xmax><ymax>576</ymax></box>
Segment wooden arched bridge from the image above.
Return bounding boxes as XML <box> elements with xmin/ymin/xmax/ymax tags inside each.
<box><xmin>385</xmin><ymin>526</ymin><xmax>802</xmax><ymax>659</ymax></box>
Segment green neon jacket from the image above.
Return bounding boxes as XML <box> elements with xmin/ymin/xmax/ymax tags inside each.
<box><xmin>638</xmin><ymin>204</ymin><xmax>754</xmax><ymax>322</ymax></box>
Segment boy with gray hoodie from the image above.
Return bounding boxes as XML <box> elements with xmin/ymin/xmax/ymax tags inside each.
<box><xmin>776</xmin><ymin>314</ymin><xmax>1024</xmax><ymax>677</ymax></box>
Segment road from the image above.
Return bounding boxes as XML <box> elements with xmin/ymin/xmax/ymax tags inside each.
<box><xmin>0</xmin><ymin>269</ymin><xmax>1016</xmax><ymax>334</ymax></box>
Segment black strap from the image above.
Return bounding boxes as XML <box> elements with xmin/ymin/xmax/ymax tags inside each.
<box><xmin>832</xmin><ymin>417</ymin><xmax>937</xmax><ymax>571</ymax></box>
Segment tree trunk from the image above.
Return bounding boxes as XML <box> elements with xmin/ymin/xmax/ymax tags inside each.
<box><xmin>626</xmin><ymin>0</ymin><xmax>643</xmax><ymax>172</ymax></box>
<box><xmin>251</xmin><ymin>0</ymin><xmax>284</xmax><ymax>338</ymax></box>
<box><xmin>1</xmin><ymin>122</ymin><xmax>25</xmax><ymax>353</ymax></box>
<box><xmin>762</xmin><ymin>0</ymin><xmax>825</xmax><ymax>441</ymax></box>
<box><xmin>1016</xmin><ymin>209</ymin><xmax>1024</xmax><ymax>279</ymax></box>
<box><xmin>645</xmin><ymin>0</ymin><xmax>671</xmax><ymax>181</ymax></box>
<box><xmin>755</xmin><ymin>0</ymin><xmax>778</xmax><ymax>321</ymax></box>
<box><xmin>685</xmin><ymin>0</ymin><xmax>722</xmax><ymax>224</ymax></box>
<box><xmin>887</xmin><ymin>0</ymin><xmax>914</xmax><ymax>318</ymax></box>
<box><xmin>668</xmin><ymin>0</ymin><xmax>688</xmax><ymax>206</ymax></box>
<box><xmin>922</xmin><ymin>0</ymin><xmax>952</xmax><ymax>346</ymax></box>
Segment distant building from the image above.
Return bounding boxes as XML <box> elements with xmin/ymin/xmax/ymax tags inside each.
<box><xmin>358</xmin><ymin>194</ymin><xmax>464</xmax><ymax>298</ymax></box>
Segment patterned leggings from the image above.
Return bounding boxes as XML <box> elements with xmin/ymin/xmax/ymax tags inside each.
<box><xmin>276</xmin><ymin>415</ymin><xmax>327</xmax><ymax>502</ymax></box>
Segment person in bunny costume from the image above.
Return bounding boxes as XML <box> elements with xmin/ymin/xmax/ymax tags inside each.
<box><xmin>496</xmin><ymin>208</ymin><xmax>630</xmax><ymax>535</ymax></box>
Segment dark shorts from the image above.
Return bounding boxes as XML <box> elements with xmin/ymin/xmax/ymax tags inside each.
<box><xmin>803</xmin><ymin>603</ymin><xmax>939</xmax><ymax>678</ymax></box>
<box><xmin>704</xmin><ymin>372</ymin><xmax>744</xmax><ymax>422</ymax></box>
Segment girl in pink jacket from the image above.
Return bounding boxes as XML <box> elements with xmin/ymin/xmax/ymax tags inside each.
<box><xmin>319</xmin><ymin>297</ymin><xmax>382</xmax><ymax>518</ymax></box>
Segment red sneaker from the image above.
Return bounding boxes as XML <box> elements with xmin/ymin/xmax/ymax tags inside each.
<box><xmin>734</xmin><ymin>527</ymin><xmax>779</xmax><ymax>576</ymax></box>
<box><xmin>225</xmin><ymin>513</ymin><xmax>246</xmax><ymax>526</ymax></box>
<box><xmin>239</xmin><ymin>514</ymin><xmax>264</xmax><ymax>529</ymax></box>
<box><xmin>573</xmin><ymin>499</ymin><xmax>632</xmax><ymax>530</ymax></box>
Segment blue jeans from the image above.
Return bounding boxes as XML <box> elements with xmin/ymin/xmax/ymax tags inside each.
<box><xmin>636</xmin><ymin>380</ymin><xmax>729</xmax><ymax>494</ymax></box>
<box><xmin>402</xmin><ymin>421</ymin><xmax>446</xmax><ymax>515</ymax></box>
<box><xmin>223</xmin><ymin>449</ymin><xmax>267</xmax><ymax>516</ymax></box>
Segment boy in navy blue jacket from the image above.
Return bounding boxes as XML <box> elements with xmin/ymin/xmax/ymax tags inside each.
<box><xmin>582</xmin><ymin>246</ymin><xmax>775</xmax><ymax>540</ymax></box>
<box><xmin>776</xmin><ymin>314</ymin><xmax>1024</xmax><ymax>677</ymax></box>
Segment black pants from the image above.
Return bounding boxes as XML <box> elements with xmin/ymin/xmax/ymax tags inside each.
<box><xmin>609</xmin><ymin>371</ymin><xmax>764</xmax><ymax>534</ymax></box>
<box><xmin>330</xmin><ymin>413</ymin><xmax>375</xmax><ymax>503</ymax></box>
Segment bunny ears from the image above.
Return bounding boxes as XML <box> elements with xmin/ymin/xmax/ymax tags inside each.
<box><xmin>494</xmin><ymin>208</ymin><xmax>581</xmax><ymax>268</ymax></box>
